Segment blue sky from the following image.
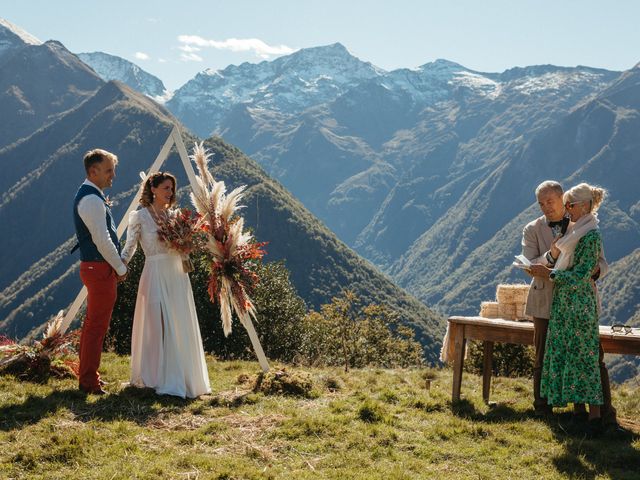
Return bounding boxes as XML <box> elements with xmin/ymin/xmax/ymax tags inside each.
<box><xmin>3</xmin><ymin>0</ymin><xmax>639</xmax><ymax>90</ymax></box>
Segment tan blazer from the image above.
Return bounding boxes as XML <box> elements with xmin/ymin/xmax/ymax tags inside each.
<box><xmin>522</xmin><ymin>215</ymin><xmax>608</xmax><ymax>319</ymax></box>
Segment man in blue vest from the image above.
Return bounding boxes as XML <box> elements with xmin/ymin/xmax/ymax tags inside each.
<box><xmin>73</xmin><ymin>149</ymin><xmax>127</xmax><ymax>394</ymax></box>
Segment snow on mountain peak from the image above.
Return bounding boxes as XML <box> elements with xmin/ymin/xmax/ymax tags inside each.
<box><xmin>419</xmin><ymin>58</ymin><xmax>467</xmax><ymax>73</ymax></box>
<box><xmin>510</xmin><ymin>70</ymin><xmax>612</xmax><ymax>95</ymax></box>
<box><xmin>167</xmin><ymin>43</ymin><xmax>386</xmax><ymax>136</ymax></box>
<box><xmin>0</xmin><ymin>17</ymin><xmax>42</xmax><ymax>46</ymax></box>
<box><xmin>275</xmin><ymin>42</ymin><xmax>386</xmax><ymax>77</ymax></box>
<box><xmin>77</xmin><ymin>51</ymin><xmax>167</xmax><ymax>98</ymax></box>
<box><xmin>166</xmin><ymin>47</ymin><xmax>620</xmax><ymax>138</ymax></box>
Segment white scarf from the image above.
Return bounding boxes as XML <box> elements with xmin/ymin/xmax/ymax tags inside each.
<box><xmin>554</xmin><ymin>213</ymin><xmax>599</xmax><ymax>271</ymax></box>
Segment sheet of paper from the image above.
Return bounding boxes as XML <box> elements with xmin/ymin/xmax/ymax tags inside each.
<box><xmin>513</xmin><ymin>254</ymin><xmax>531</xmax><ymax>266</ymax></box>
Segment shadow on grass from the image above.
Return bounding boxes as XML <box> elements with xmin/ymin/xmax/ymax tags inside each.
<box><xmin>449</xmin><ymin>399</ymin><xmax>534</xmax><ymax>423</ymax></box>
<box><xmin>450</xmin><ymin>399</ymin><xmax>640</xmax><ymax>480</ymax></box>
<box><xmin>0</xmin><ymin>385</ymin><xmax>195</xmax><ymax>431</ymax></box>
<box><xmin>547</xmin><ymin>413</ymin><xmax>640</xmax><ymax>480</ymax></box>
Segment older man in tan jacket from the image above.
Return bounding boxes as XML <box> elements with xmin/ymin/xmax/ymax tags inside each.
<box><xmin>523</xmin><ymin>180</ymin><xmax>616</xmax><ymax>424</ymax></box>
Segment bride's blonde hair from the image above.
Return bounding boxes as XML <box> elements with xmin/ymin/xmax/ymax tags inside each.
<box><xmin>563</xmin><ymin>183</ymin><xmax>606</xmax><ymax>213</ymax></box>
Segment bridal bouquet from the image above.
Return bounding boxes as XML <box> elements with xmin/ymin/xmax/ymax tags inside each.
<box><xmin>0</xmin><ymin>311</ymin><xmax>80</xmax><ymax>381</ymax></box>
<box><xmin>155</xmin><ymin>207</ymin><xmax>205</xmax><ymax>272</ymax></box>
<box><xmin>189</xmin><ymin>142</ymin><xmax>267</xmax><ymax>336</ymax></box>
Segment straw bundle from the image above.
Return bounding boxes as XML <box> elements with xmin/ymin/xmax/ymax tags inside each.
<box><xmin>478</xmin><ymin>283</ymin><xmax>531</xmax><ymax>321</ymax></box>
<box><xmin>515</xmin><ymin>303</ymin><xmax>531</xmax><ymax>320</ymax></box>
<box><xmin>498</xmin><ymin>303</ymin><xmax>517</xmax><ymax>320</ymax></box>
<box><xmin>496</xmin><ymin>284</ymin><xmax>530</xmax><ymax>304</ymax></box>
<box><xmin>480</xmin><ymin>301</ymin><xmax>499</xmax><ymax>318</ymax></box>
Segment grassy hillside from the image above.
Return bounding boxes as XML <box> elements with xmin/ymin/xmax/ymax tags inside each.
<box><xmin>1</xmin><ymin>354</ymin><xmax>639</xmax><ymax>479</ymax></box>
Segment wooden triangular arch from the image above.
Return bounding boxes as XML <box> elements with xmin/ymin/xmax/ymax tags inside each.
<box><xmin>61</xmin><ymin>125</ymin><xmax>270</xmax><ymax>372</ymax></box>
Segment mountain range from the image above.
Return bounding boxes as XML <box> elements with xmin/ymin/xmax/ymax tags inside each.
<box><xmin>158</xmin><ymin>42</ymin><xmax>639</xmax><ymax>318</ymax></box>
<box><xmin>0</xmin><ymin>19</ymin><xmax>443</xmax><ymax>363</ymax></box>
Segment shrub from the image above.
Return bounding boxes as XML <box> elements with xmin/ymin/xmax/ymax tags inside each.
<box><xmin>298</xmin><ymin>291</ymin><xmax>424</xmax><ymax>371</ymax></box>
<box><xmin>465</xmin><ymin>340</ymin><xmax>534</xmax><ymax>378</ymax></box>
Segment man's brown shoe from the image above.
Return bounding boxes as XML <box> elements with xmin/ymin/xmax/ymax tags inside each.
<box><xmin>79</xmin><ymin>385</ymin><xmax>107</xmax><ymax>395</ymax></box>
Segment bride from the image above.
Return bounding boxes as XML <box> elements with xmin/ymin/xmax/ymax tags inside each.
<box><xmin>121</xmin><ymin>171</ymin><xmax>211</xmax><ymax>398</ymax></box>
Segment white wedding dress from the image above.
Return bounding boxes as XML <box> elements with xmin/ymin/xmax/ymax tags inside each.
<box><xmin>122</xmin><ymin>208</ymin><xmax>211</xmax><ymax>398</ymax></box>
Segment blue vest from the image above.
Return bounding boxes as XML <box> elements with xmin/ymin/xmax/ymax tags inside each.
<box><xmin>72</xmin><ymin>183</ymin><xmax>121</xmax><ymax>261</ymax></box>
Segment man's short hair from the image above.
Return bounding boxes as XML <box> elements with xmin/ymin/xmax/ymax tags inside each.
<box><xmin>535</xmin><ymin>180</ymin><xmax>563</xmax><ymax>198</ymax></box>
<box><xmin>83</xmin><ymin>149</ymin><xmax>118</xmax><ymax>173</ymax></box>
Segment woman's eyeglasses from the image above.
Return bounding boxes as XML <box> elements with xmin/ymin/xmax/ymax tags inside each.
<box><xmin>564</xmin><ymin>201</ymin><xmax>579</xmax><ymax>209</ymax></box>
<box><xmin>611</xmin><ymin>324</ymin><xmax>633</xmax><ymax>335</ymax></box>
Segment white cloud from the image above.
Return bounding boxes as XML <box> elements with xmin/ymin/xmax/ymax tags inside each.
<box><xmin>158</xmin><ymin>58</ymin><xmax>167</xmax><ymax>63</ymax></box>
<box><xmin>178</xmin><ymin>45</ymin><xmax>201</xmax><ymax>53</ymax></box>
<box><xmin>180</xmin><ymin>52</ymin><xmax>203</xmax><ymax>62</ymax></box>
<box><xmin>178</xmin><ymin>35</ymin><xmax>295</xmax><ymax>59</ymax></box>
<box><xmin>134</xmin><ymin>52</ymin><xmax>150</xmax><ymax>60</ymax></box>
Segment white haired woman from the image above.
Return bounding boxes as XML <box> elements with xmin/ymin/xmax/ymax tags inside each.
<box><xmin>529</xmin><ymin>183</ymin><xmax>607</xmax><ymax>435</ymax></box>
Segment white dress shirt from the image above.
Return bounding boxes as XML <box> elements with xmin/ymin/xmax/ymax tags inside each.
<box><xmin>77</xmin><ymin>179</ymin><xmax>127</xmax><ymax>276</ymax></box>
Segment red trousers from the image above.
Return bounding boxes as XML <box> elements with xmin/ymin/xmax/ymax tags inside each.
<box><xmin>79</xmin><ymin>261</ymin><xmax>117</xmax><ymax>390</ymax></box>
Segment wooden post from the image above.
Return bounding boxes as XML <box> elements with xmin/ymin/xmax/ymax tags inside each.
<box><xmin>239</xmin><ymin>317</ymin><xmax>270</xmax><ymax>373</ymax></box>
<box><xmin>482</xmin><ymin>341</ymin><xmax>494</xmax><ymax>404</ymax></box>
<box><xmin>451</xmin><ymin>323</ymin><xmax>466</xmax><ymax>402</ymax></box>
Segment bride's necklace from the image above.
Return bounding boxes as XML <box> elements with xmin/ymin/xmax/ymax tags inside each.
<box><xmin>148</xmin><ymin>203</ymin><xmax>169</xmax><ymax>226</ymax></box>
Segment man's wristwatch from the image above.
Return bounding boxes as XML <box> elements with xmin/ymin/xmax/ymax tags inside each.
<box><xmin>545</xmin><ymin>250</ymin><xmax>557</xmax><ymax>266</ymax></box>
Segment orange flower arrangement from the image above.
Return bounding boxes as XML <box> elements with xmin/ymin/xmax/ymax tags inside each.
<box><xmin>189</xmin><ymin>142</ymin><xmax>267</xmax><ymax>336</ymax></box>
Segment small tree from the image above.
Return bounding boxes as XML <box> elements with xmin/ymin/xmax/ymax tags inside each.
<box><xmin>299</xmin><ymin>291</ymin><xmax>424</xmax><ymax>370</ymax></box>
<box><xmin>250</xmin><ymin>261</ymin><xmax>307</xmax><ymax>362</ymax></box>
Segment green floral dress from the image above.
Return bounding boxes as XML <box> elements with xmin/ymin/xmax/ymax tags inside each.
<box><xmin>540</xmin><ymin>229</ymin><xmax>603</xmax><ymax>406</ymax></box>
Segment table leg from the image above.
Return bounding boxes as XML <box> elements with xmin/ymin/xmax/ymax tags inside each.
<box><xmin>452</xmin><ymin>323</ymin><xmax>466</xmax><ymax>402</ymax></box>
<box><xmin>482</xmin><ymin>341</ymin><xmax>494</xmax><ymax>404</ymax></box>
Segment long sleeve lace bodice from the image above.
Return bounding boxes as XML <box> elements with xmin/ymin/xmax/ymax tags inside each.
<box><xmin>121</xmin><ymin>208</ymin><xmax>172</xmax><ymax>262</ymax></box>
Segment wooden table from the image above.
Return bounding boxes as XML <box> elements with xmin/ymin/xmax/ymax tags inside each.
<box><xmin>448</xmin><ymin>316</ymin><xmax>640</xmax><ymax>403</ymax></box>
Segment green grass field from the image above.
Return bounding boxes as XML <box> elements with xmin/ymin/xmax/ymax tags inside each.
<box><xmin>1</xmin><ymin>354</ymin><xmax>639</xmax><ymax>479</ymax></box>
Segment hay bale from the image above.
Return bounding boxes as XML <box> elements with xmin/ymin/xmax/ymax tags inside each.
<box><xmin>496</xmin><ymin>284</ymin><xmax>530</xmax><ymax>305</ymax></box>
<box><xmin>480</xmin><ymin>301</ymin><xmax>499</xmax><ymax>318</ymax></box>
<box><xmin>515</xmin><ymin>304</ymin><xmax>533</xmax><ymax>321</ymax></box>
<box><xmin>498</xmin><ymin>303</ymin><xmax>517</xmax><ymax>320</ymax></box>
